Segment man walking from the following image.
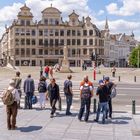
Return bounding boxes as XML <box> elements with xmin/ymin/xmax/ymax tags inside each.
<box><xmin>111</xmin><ymin>66</ymin><xmax>116</xmax><ymax>77</ymax></box>
<box><xmin>23</xmin><ymin>74</ymin><xmax>35</xmax><ymax>109</ymax></box>
<box><xmin>64</xmin><ymin>75</ymin><xmax>73</xmax><ymax>115</ymax></box>
<box><xmin>47</xmin><ymin>78</ymin><xmax>60</xmax><ymax>118</ymax></box>
<box><xmin>78</xmin><ymin>75</ymin><xmax>93</xmax><ymax>122</ymax></box>
<box><xmin>94</xmin><ymin>80</ymin><xmax>109</xmax><ymax>124</ymax></box>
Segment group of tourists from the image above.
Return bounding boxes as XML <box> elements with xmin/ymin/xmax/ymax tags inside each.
<box><xmin>1</xmin><ymin>69</ymin><xmax>116</xmax><ymax>130</ymax></box>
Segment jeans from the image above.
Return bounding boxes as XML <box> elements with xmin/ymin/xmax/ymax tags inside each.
<box><xmin>96</xmin><ymin>102</ymin><xmax>108</xmax><ymax>123</ymax></box>
<box><xmin>107</xmin><ymin>99</ymin><xmax>112</xmax><ymax>118</ymax></box>
<box><xmin>78</xmin><ymin>98</ymin><xmax>91</xmax><ymax>121</ymax></box>
<box><xmin>39</xmin><ymin>92</ymin><xmax>46</xmax><ymax>108</ymax></box>
<box><xmin>65</xmin><ymin>95</ymin><xmax>73</xmax><ymax>114</ymax></box>
<box><xmin>25</xmin><ymin>93</ymin><xmax>33</xmax><ymax>109</ymax></box>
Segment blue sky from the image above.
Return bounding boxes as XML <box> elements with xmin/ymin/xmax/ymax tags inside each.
<box><xmin>0</xmin><ymin>0</ymin><xmax>140</xmax><ymax>40</ymax></box>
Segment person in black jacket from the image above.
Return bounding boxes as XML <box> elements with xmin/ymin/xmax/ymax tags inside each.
<box><xmin>94</xmin><ymin>80</ymin><xmax>109</xmax><ymax>124</ymax></box>
<box><xmin>38</xmin><ymin>76</ymin><xmax>47</xmax><ymax>109</ymax></box>
<box><xmin>47</xmin><ymin>78</ymin><xmax>60</xmax><ymax>118</ymax></box>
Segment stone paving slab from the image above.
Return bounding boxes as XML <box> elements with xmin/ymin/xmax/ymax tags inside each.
<box><xmin>0</xmin><ymin>106</ymin><xmax>140</xmax><ymax>140</ymax></box>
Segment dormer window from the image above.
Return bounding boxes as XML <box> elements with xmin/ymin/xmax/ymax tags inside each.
<box><xmin>50</xmin><ymin>18</ymin><xmax>55</xmax><ymax>25</ymax></box>
<box><xmin>55</xmin><ymin>19</ymin><xmax>59</xmax><ymax>25</ymax></box>
<box><xmin>72</xmin><ymin>18</ymin><xmax>75</xmax><ymax>26</ymax></box>
<box><xmin>89</xmin><ymin>30</ymin><xmax>93</xmax><ymax>36</ymax></box>
<box><xmin>44</xmin><ymin>19</ymin><xmax>48</xmax><ymax>25</ymax></box>
<box><xmin>21</xmin><ymin>20</ymin><xmax>25</xmax><ymax>26</ymax></box>
<box><xmin>26</xmin><ymin>20</ymin><xmax>30</xmax><ymax>26</ymax></box>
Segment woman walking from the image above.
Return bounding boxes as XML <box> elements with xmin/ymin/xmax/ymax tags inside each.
<box><xmin>47</xmin><ymin>78</ymin><xmax>60</xmax><ymax>118</ymax></box>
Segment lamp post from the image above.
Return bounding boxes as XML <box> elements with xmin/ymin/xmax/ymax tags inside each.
<box><xmin>93</xmin><ymin>61</ymin><xmax>96</xmax><ymax>80</ymax></box>
<box><xmin>40</xmin><ymin>60</ymin><xmax>43</xmax><ymax>77</ymax></box>
<box><xmin>90</xmin><ymin>51</ymin><xmax>96</xmax><ymax>80</ymax></box>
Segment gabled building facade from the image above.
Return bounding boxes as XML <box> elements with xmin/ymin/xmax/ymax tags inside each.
<box><xmin>0</xmin><ymin>4</ymin><xmax>137</xmax><ymax>67</ymax></box>
<box><xmin>0</xmin><ymin>4</ymin><xmax>104</xmax><ymax>67</ymax></box>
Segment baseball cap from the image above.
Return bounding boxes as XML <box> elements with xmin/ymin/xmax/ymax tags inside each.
<box><xmin>104</xmin><ymin>76</ymin><xmax>110</xmax><ymax>81</ymax></box>
<box><xmin>99</xmin><ymin>80</ymin><xmax>104</xmax><ymax>85</ymax></box>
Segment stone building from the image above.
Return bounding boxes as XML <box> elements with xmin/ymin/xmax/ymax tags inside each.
<box><xmin>0</xmin><ymin>4</ymin><xmax>104</xmax><ymax>67</ymax></box>
<box><xmin>0</xmin><ymin>4</ymin><xmax>137</xmax><ymax>67</ymax></box>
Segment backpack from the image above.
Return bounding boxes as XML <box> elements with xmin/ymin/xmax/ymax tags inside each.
<box><xmin>81</xmin><ymin>85</ymin><xmax>91</xmax><ymax>99</ymax></box>
<box><xmin>110</xmin><ymin>86</ymin><xmax>117</xmax><ymax>98</ymax></box>
<box><xmin>64</xmin><ymin>81</ymin><xmax>70</xmax><ymax>94</ymax></box>
<box><xmin>38</xmin><ymin>82</ymin><xmax>47</xmax><ymax>93</ymax></box>
<box><xmin>2</xmin><ymin>89</ymin><xmax>14</xmax><ymax>105</ymax></box>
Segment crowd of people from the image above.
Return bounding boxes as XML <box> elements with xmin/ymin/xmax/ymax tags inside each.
<box><xmin>0</xmin><ymin>66</ymin><xmax>116</xmax><ymax>130</ymax></box>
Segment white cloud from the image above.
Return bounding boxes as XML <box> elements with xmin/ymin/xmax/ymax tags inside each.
<box><xmin>106</xmin><ymin>0</ymin><xmax>140</xmax><ymax>16</ymax></box>
<box><xmin>97</xmin><ymin>10</ymin><xmax>104</xmax><ymax>16</ymax></box>
<box><xmin>0</xmin><ymin>3</ymin><xmax>23</xmax><ymax>22</ymax></box>
<box><xmin>25</xmin><ymin>0</ymin><xmax>91</xmax><ymax>21</ymax></box>
<box><xmin>95</xmin><ymin>19</ymin><xmax>140</xmax><ymax>41</ymax></box>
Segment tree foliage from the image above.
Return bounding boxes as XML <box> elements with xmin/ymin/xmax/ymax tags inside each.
<box><xmin>129</xmin><ymin>46</ymin><xmax>140</xmax><ymax>67</ymax></box>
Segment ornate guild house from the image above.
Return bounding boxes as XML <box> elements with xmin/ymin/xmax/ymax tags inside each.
<box><xmin>0</xmin><ymin>4</ymin><xmax>136</xmax><ymax>67</ymax></box>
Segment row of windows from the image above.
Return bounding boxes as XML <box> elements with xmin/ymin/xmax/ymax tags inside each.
<box><xmin>15</xmin><ymin>48</ymin><xmax>104</xmax><ymax>56</ymax></box>
<box><xmin>43</xmin><ymin>18</ymin><xmax>59</xmax><ymax>25</ymax></box>
<box><xmin>15</xmin><ymin>38</ymin><xmax>104</xmax><ymax>46</ymax></box>
<box><xmin>20</xmin><ymin>18</ymin><xmax>60</xmax><ymax>26</ymax></box>
<box><xmin>15</xmin><ymin>28</ymin><xmax>100</xmax><ymax>37</ymax></box>
<box><xmin>20</xmin><ymin>20</ymin><xmax>31</xmax><ymax>26</ymax></box>
<box><xmin>15</xmin><ymin>48</ymin><xmax>64</xmax><ymax>56</ymax></box>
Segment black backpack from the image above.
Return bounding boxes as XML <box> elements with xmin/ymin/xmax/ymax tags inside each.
<box><xmin>38</xmin><ymin>82</ymin><xmax>47</xmax><ymax>93</ymax></box>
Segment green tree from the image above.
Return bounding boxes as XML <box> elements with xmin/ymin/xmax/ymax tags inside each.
<box><xmin>129</xmin><ymin>46</ymin><xmax>140</xmax><ymax>67</ymax></box>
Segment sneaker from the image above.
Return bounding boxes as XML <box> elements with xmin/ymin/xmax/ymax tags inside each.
<box><xmin>102</xmin><ymin>121</ymin><xmax>105</xmax><ymax>124</ymax></box>
<box><xmin>66</xmin><ymin>112</ymin><xmax>72</xmax><ymax>115</ymax></box>
<box><xmin>50</xmin><ymin>114</ymin><xmax>54</xmax><ymax>118</ymax></box>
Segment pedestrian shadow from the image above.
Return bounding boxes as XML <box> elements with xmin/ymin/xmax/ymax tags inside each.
<box><xmin>112</xmin><ymin>116</ymin><xmax>132</xmax><ymax>120</ymax></box>
<box><xmin>35</xmin><ymin>107</ymin><xmax>51</xmax><ymax>111</ymax></box>
<box><xmin>55</xmin><ymin>112</ymin><xmax>78</xmax><ymax>118</ymax></box>
<box><xmin>113</xmin><ymin>111</ymin><xmax>128</xmax><ymax>114</ymax></box>
<box><xmin>17</xmin><ymin>125</ymin><xmax>42</xmax><ymax>132</ymax></box>
<box><xmin>111</xmin><ymin>120</ymin><xmax>129</xmax><ymax>125</ymax></box>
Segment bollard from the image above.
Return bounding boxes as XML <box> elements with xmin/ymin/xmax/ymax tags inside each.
<box><xmin>134</xmin><ymin>76</ymin><xmax>136</xmax><ymax>82</ymax></box>
<box><xmin>93</xmin><ymin>98</ymin><xmax>97</xmax><ymax>113</ymax></box>
<box><xmin>132</xmin><ymin>100</ymin><xmax>136</xmax><ymax>114</ymax></box>
<box><xmin>118</xmin><ymin>76</ymin><xmax>120</xmax><ymax>82</ymax></box>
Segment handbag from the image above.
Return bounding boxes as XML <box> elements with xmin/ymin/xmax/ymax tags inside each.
<box><xmin>32</xmin><ymin>95</ymin><xmax>38</xmax><ymax>104</ymax></box>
